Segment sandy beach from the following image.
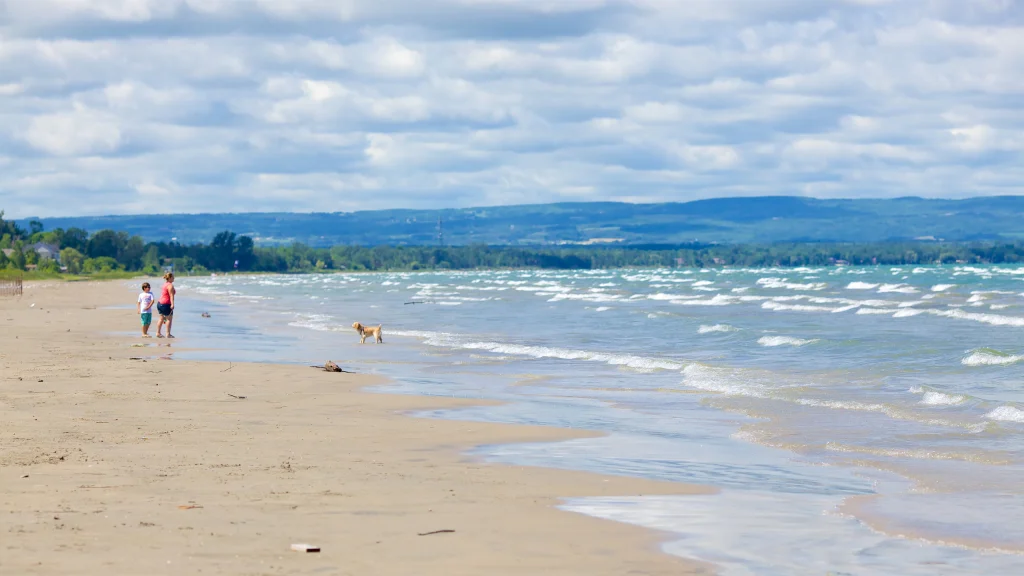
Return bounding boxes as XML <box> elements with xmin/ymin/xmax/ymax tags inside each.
<box><xmin>0</xmin><ymin>280</ymin><xmax>713</xmax><ymax>575</ymax></box>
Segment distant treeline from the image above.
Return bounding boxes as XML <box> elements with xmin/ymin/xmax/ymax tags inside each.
<box><xmin>5</xmin><ymin>211</ymin><xmax>1024</xmax><ymax>274</ymax></box>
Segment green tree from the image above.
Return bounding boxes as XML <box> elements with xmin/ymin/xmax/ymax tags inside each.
<box><xmin>119</xmin><ymin>235</ymin><xmax>145</xmax><ymax>269</ymax></box>
<box><xmin>60</xmin><ymin>247</ymin><xmax>85</xmax><ymax>274</ymax></box>
<box><xmin>83</xmin><ymin>257</ymin><xmax>123</xmax><ymax>273</ymax></box>
<box><xmin>38</xmin><ymin>258</ymin><xmax>59</xmax><ymax>273</ymax></box>
<box><xmin>0</xmin><ymin>211</ymin><xmax>26</xmax><ymax>239</ymax></box>
<box><xmin>235</xmin><ymin>235</ymin><xmax>255</xmax><ymax>270</ymax></box>
<box><xmin>10</xmin><ymin>248</ymin><xmax>26</xmax><ymax>270</ymax></box>
<box><xmin>87</xmin><ymin>230</ymin><xmax>123</xmax><ymax>259</ymax></box>
<box><xmin>62</xmin><ymin>228</ymin><xmax>89</xmax><ymax>252</ymax></box>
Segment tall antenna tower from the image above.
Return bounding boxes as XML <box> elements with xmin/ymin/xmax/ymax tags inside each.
<box><xmin>437</xmin><ymin>215</ymin><xmax>444</xmax><ymax>246</ymax></box>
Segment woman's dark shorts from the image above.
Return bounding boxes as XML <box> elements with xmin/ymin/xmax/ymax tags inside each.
<box><xmin>157</xmin><ymin>303</ymin><xmax>173</xmax><ymax>317</ymax></box>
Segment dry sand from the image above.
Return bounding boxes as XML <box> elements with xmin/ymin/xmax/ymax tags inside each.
<box><xmin>1</xmin><ymin>280</ymin><xmax>714</xmax><ymax>575</ymax></box>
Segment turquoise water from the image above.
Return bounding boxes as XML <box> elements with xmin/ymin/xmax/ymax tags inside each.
<box><xmin>172</xmin><ymin>265</ymin><xmax>1024</xmax><ymax>574</ymax></box>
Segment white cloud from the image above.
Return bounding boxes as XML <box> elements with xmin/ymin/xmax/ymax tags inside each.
<box><xmin>0</xmin><ymin>0</ymin><xmax>1021</xmax><ymax>217</ymax></box>
<box><xmin>22</xmin><ymin>107</ymin><xmax>123</xmax><ymax>156</ymax></box>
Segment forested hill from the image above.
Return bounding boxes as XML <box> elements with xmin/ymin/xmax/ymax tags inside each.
<box><xmin>27</xmin><ymin>196</ymin><xmax>1024</xmax><ymax>247</ymax></box>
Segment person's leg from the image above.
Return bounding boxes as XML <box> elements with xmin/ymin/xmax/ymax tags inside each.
<box><xmin>156</xmin><ymin>313</ymin><xmax>165</xmax><ymax>337</ymax></box>
<box><xmin>166</xmin><ymin>313</ymin><xmax>174</xmax><ymax>338</ymax></box>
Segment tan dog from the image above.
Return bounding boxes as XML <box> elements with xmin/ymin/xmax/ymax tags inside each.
<box><xmin>352</xmin><ymin>322</ymin><xmax>383</xmax><ymax>344</ymax></box>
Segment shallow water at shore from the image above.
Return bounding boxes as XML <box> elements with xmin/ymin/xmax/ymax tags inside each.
<box><xmin>168</xmin><ymin>266</ymin><xmax>1024</xmax><ymax>574</ymax></box>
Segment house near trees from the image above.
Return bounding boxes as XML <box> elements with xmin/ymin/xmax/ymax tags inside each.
<box><xmin>29</xmin><ymin>242</ymin><xmax>61</xmax><ymax>262</ymax></box>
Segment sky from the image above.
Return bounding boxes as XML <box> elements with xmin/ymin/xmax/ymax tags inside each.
<box><xmin>0</xmin><ymin>0</ymin><xmax>1022</xmax><ymax>218</ymax></box>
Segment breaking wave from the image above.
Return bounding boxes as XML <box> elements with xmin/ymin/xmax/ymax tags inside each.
<box><xmin>758</xmin><ymin>336</ymin><xmax>819</xmax><ymax>347</ymax></box>
<box><xmin>390</xmin><ymin>330</ymin><xmax>687</xmax><ymax>373</ymax></box>
<box><xmin>985</xmin><ymin>406</ymin><xmax>1024</xmax><ymax>423</ymax></box>
<box><xmin>962</xmin><ymin>349</ymin><xmax>1024</xmax><ymax>366</ymax></box>
<box><xmin>698</xmin><ymin>324</ymin><xmax>738</xmax><ymax>334</ymax></box>
<box><xmin>757</xmin><ymin>277</ymin><xmax>827</xmax><ymax>291</ymax></box>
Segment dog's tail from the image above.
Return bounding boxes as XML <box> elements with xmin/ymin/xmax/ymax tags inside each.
<box><xmin>377</xmin><ymin>324</ymin><xmax>383</xmax><ymax>331</ymax></box>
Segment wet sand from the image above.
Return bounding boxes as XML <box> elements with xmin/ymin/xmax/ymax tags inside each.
<box><xmin>0</xmin><ymin>280</ymin><xmax>714</xmax><ymax>575</ymax></box>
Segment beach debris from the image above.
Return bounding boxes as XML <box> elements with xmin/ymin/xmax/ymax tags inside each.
<box><xmin>404</xmin><ymin>301</ymin><xmax>427</xmax><ymax>305</ymax></box>
<box><xmin>290</xmin><ymin>544</ymin><xmax>320</xmax><ymax>553</ymax></box>
<box><xmin>177</xmin><ymin>504</ymin><xmax>203</xmax><ymax>510</ymax></box>
<box><xmin>30</xmin><ymin>303</ymin><xmax>35</xmax><ymax>308</ymax></box>
<box><xmin>418</xmin><ymin>529</ymin><xmax>455</xmax><ymax>536</ymax></box>
<box><xmin>131</xmin><ymin>343</ymin><xmax>146</xmax><ymax>348</ymax></box>
<box><xmin>312</xmin><ymin>361</ymin><xmax>349</xmax><ymax>373</ymax></box>
<box><xmin>227</xmin><ymin>393</ymin><xmax>246</xmax><ymax>400</ymax></box>
<box><xmin>201</xmin><ymin>312</ymin><xmax>211</xmax><ymax>318</ymax></box>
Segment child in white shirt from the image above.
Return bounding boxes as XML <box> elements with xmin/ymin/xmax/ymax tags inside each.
<box><xmin>138</xmin><ymin>282</ymin><xmax>154</xmax><ymax>337</ymax></box>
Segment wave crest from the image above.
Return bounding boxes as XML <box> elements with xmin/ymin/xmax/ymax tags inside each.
<box><xmin>757</xmin><ymin>336</ymin><xmax>818</xmax><ymax>347</ymax></box>
<box><xmin>962</xmin><ymin>349</ymin><xmax>1024</xmax><ymax>366</ymax></box>
<box><xmin>698</xmin><ymin>324</ymin><xmax>738</xmax><ymax>334</ymax></box>
<box><xmin>985</xmin><ymin>406</ymin><xmax>1024</xmax><ymax>423</ymax></box>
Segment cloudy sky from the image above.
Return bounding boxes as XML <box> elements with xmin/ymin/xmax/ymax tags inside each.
<box><xmin>1</xmin><ymin>0</ymin><xmax>1022</xmax><ymax>218</ymax></box>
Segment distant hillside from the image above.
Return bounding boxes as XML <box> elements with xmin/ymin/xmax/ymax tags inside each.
<box><xmin>25</xmin><ymin>196</ymin><xmax>1024</xmax><ymax>246</ymax></box>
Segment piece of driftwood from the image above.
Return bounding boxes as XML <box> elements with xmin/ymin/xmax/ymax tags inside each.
<box><xmin>290</xmin><ymin>544</ymin><xmax>320</xmax><ymax>553</ymax></box>
<box><xmin>310</xmin><ymin>361</ymin><xmax>349</xmax><ymax>373</ymax></box>
<box><xmin>418</xmin><ymin>529</ymin><xmax>455</xmax><ymax>536</ymax></box>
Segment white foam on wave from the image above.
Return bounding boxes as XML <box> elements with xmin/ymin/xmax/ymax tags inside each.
<box><xmin>796</xmin><ymin>397</ymin><xmax>985</xmax><ymax>431</ymax></box>
<box><xmin>757</xmin><ymin>336</ymin><xmax>818</xmax><ymax>347</ymax></box>
<box><xmin>878</xmin><ymin>284</ymin><xmax>919</xmax><ymax>294</ymax></box>
<box><xmin>647</xmin><ymin>293</ymin><xmax>694</xmax><ymax>301</ymax></box>
<box><xmin>757</xmin><ymin>277</ymin><xmax>827</xmax><ymax>291</ymax></box>
<box><xmin>931</xmin><ymin>308</ymin><xmax>1024</xmax><ymax>328</ymax></box>
<box><xmin>985</xmin><ymin>406</ymin><xmax>1024</xmax><ymax>423</ymax></box>
<box><xmin>962</xmin><ymin>350</ymin><xmax>1024</xmax><ymax>366</ymax></box>
<box><xmin>892</xmin><ymin>309</ymin><xmax>925</xmax><ymax>318</ymax></box>
<box><xmin>515</xmin><ymin>285</ymin><xmax>571</xmax><ymax>293</ymax></box>
<box><xmin>548</xmin><ymin>292</ymin><xmax>621</xmax><ymax>303</ymax></box>
<box><xmin>920</xmin><ymin>391</ymin><xmax>968</xmax><ymax>406</ymax></box>
<box><xmin>846</xmin><ymin>282</ymin><xmax>879</xmax><ymax>290</ymax></box>
<box><xmin>674</xmin><ymin>294</ymin><xmax>737</xmax><ymax>306</ymax></box>
<box><xmin>680</xmin><ymin>364</ymin><xmax>767</xmax><ymax>397</ymax></box>
<box><xmin>698</xmin><ymin>324</ymin><xmax>738</xmax><ymax>334</ymax></box>
<box><xmin>856</xmin><ymin>308</ymin><xmax>894</xmax><ymax>315</ymax></box>
<box><xmin>762</xmin><ymin>301</ymin><xmax>840</xmax><ymax>313</ymax></box>
<box><xmin>931</xmin><ymin>284</ymin><xmax>955</xmax><ymax>292</ymax></box>
<box><xmin>392</xmin><ymin>330</ymin><xmax>687</xmax><ymax>373</ymax></box>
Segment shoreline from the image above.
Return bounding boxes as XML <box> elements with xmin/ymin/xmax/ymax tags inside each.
<box><xmin>4</xmin><ymin>260</ymin><xmax>1013</xmax><ymax>285</ymax></box>
<box><xmin>1</xmin><ymin>280</ymin><xmax>715</xmax><ymax>575</ymax></box>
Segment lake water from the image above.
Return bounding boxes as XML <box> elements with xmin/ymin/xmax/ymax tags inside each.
<box><xmin>168</xmin><ymin>265</ymin><xmax>1023</xmax><ymax>574</ymax></box>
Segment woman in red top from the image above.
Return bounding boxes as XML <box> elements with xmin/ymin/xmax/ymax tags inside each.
<box><xmin>155</xmin><ymin>272</ymin><xmax>176</xmax><ymax>338</ymax></box>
